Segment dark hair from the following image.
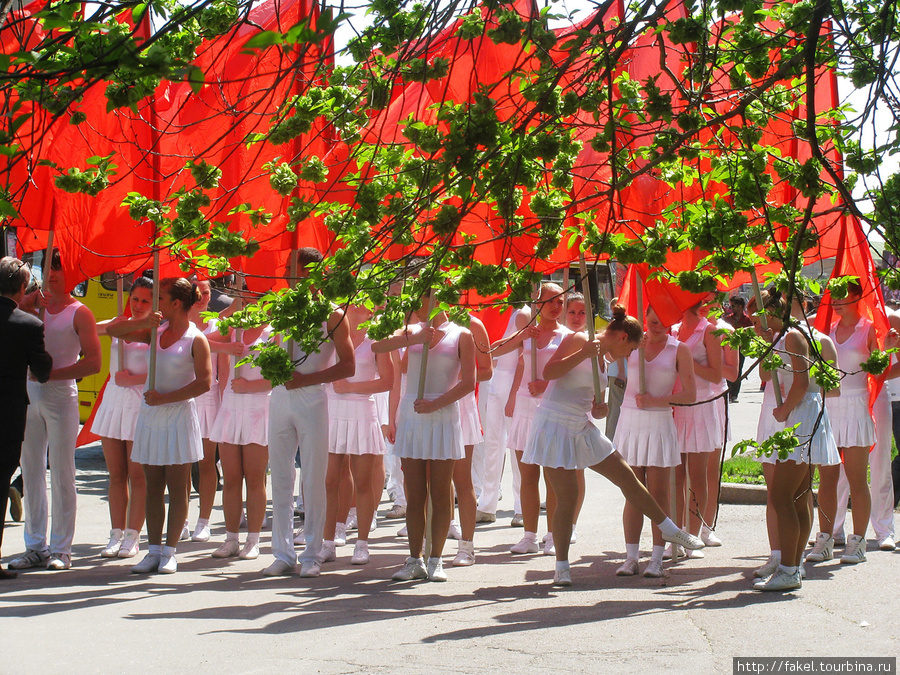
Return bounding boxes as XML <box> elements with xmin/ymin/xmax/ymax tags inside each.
<box><xmin>50</xmin><ymin>249</ymin><xmax>62</xmax><ymax>271</ymax></box>
<box><xmin>0</xmin><ymin>256</ymin><xmax>31</xmax><ymax>296</ymax></box>
<box><xmin>130</xmin><ymin>276</ymin><xmax>153</xmax><ymax>295</ymax></box>
<box><xmin>565</xmin><ymin>292</ymin><xmax>585</xmax><ymax>308</ymax></box>
<box><xmin>607</xmin><ymin>304</ymin><xmax>643</xmax><ymax>344</ymax></box>
<box><xmin>160</xmin><ymin>277</ymin><xmax>200</xmax><ymax>311</ymax></box>
<box><xmin>730</xmin><ymin>295</ymin><xmax>746</xmax><ymax>308</ymax></box>
<box><xmin>748</xmin><ymin>288</ymin><xmax>785</xmax><ymax>315</ymax></box>
<box><xmin>295</xmin><ymin>247</ymin><xmax>323</xmax><ymax>267</ymax></box>
<box><xmin>847</xmin><ymin>280</ymin><xmax>862</xmax><ymax>298</ymax></box>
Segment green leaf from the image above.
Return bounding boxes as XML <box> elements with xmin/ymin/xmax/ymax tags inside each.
<box><xmin>244</xmin><ymin>31</ymin><xmax>283</xmax><ymax>50</ymax></box>
<box><xmin>186</xmin><ymin>65</ymin><xmax>205</xmax><ymax>94</ymax></box>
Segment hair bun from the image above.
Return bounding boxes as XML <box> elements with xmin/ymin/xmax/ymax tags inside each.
<box><xmin>611</xmin><ymin>304</ymin><xmax>627</xmax><ymax>320</ymax></box>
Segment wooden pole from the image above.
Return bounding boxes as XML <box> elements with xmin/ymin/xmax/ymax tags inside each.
<box><xmin>288</xmin><ymin>250</ymin><xmax>298</xmax><ymax>362</ymax></box>
<box><xmin>147</xmin><ymin>247</ymin><xmax>160</xmax><ymax>391</ymax></box>
<box><xmin>530</xmin><ymin>282</ymin><xmax>539</xmax><ymax>382</ymax></box>
<box><xmin>562</xmin><ymin>266</ymin><xmax>570</xmax><ymax>295</ymax></box>
<box><xmin>578</xmin><ymin>255</ymin><xmax>603</xmax><ymax>399</ymax></box>
<box><xmin>750</xmin><ymin>267</ymin><xmax>783</xmax><ymax>408</ymax></box>
<box><xmin>635</xmin><ymin>272</ymin><xmax>646</xmax><ymax>395</ymax></box>
<box><xmin>116</xmin><ymin>275</ymin><xmax>125</xmax><ymax>369</ymax></box>
<box><xmin>233</xmin><ymin>289</ymin><xmax>244</xmax><ymax>380</ymax></box>
<box><xmin>38</xmin><ymin>228</ymin><xmax>54</xmax><ymax>322</ymax></box>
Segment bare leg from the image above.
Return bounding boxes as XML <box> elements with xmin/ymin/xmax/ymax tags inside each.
<box><xmin>763</xmin><ymin>462</ymin><xmax>778</xmax><ymax>550</ymax></box>
<box><xmin>143</xmin><ymin>465</ymin><xmax>166</xmax><ymax>546</ymax></box>
<box><xmin>243</xmin><ymin>444</ymin><xmax>268</xmax><ymax>534</ymax></box>
<box><xmin>452</xmin><ymin>445</ymin><xmax>477</xmax><ymax>541</ymax></box>
<box><xmin>102</xmin><ymin>438</ymin><xmax>130</xmax><ymax>530</ymax></box>
<box><xmin>623</xmin><ymin>465</ymin><xmax>647</xmax><ymax>545</ymax></box>
<box><xmin>842</xmin><ymin>446</ymin><xmax>871</xmax><ymax>537</ymax></box>
<box><xmin>770</xmin><ymin>461</ymin><xmax>811</xmax><ymax>566</ymax></box>
<box><xmin>592</xmin><ymin>452</ymin><xmax>667</xmax><ymax>524</ymax></box>
<box><xmin>645</xmin><ymin>466</ymin><xmax>672</xmax><ymax>547</ymax></box>
<box><xmin>673</xmin><ymin>459</ymin><xmax>686</xmax><ymax>527</ymax></box>
<box><xmin>686</xmin><ymin>452</ymin><xmax>711</xmax><ymax>535</ymax></box>
<box><xmin>704</xmin><ymin>448</ymin><xmax>723</xmax><ymax>526</ymax></box>
<box><xmin>545</xmin><ymin>475</ymin><xmax>556</xmax><ymax>536</ymax></box>
<box><xmin>516</xmin><ymin>450</ymin><xmax>541</xmax><ymax>533</ymax></box>
<box><xmin>401</xmin><ymin>458</ymin><xmax>428</xmax><ymax>558</ymax></box>
<box><xmin>196</xmin><ymin>438</ymin><xmax>218</xmax><ymax>521</ymax></box>
<box><xmin>350</xmin><ymin>454</ymin><xmax>380</xmax><ymax>541</ymax></box>
<box><xmin>544</xmin><ymin>467</ymin><xmax>578</xmax><ymax>562</ymax></box>
<box><xmin>573</xmin><ymin>469</ymin><xmax>586</xmax><ymax>526</ymax></box>
<box><xmin>164</xmin><ymin>464</ymin><xmax>192</xmax><ymax>549</ymax></box>
<box><xmin>337</xmin><ymin>456</ymin><xmax>354</xmax><ymax>525</ymax></box>
<box><xmin>816</xmin><ymin>463</ymin><xmax>839</xmax><ymax>536</ymax></box>
<box><xmin>125</xmin><ymin>441</ymin><xmax>146</xmax><ymax>532</ymax></box>
<box><xmin>219</xmin><ymin>443</ymin><xmax>244</xmax><ymax>533</ymax></box>
<box><xmin>324</xmin><ymin>453</ymin><xmax>345</xmax><ymax>541</ymax></box>
<box><xmin>428</xmin><ymin>459</ymin><xmax>456</xmax><ymax>558</ymax></box>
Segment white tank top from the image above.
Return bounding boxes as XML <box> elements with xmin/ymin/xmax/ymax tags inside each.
<box><xmin>44</xmin><ymin>301</ymin><xmax>83</xmax><ymax>375</ymax></box>
<box><xmin>622</xmin><ymin>335</ymin><xmax>679</xmax><ymax>411</ymax></box>
<box><xmin>222</xmin><ymin>326</ymin><xmax>271</xmax><ymax>385</ymax></box>
<box><xmin>830</xmin><ymin>317</ymin><xmax>871</xmax><ymax>393</ymax></box>
<box><xmin>151</xmin><ymin>322</ymin><xmax>202</xmax><ymax>395</ymax></box>
<box><xmin>711</xmin><ymin>318</ymin><xmax>732</xmax><ymax>396</ymax></box>
<box><xmin>495</xmin><ymin>308</ymin><xmax>524</xmax><ymax>374</ymax></box>
<box><xmin>762</xmin><ymin>328</ymin><xmax>821</xmax><ymax>405</ymax></box>
<box><xmin>519</xmin><ymin>325</ymin><xmax>571</xmax><ymax>398</ymax></box>
<box><xmin>110</xmin><ymin>338</ymin><xmax>150</xmax><ymax>377</ymax></box>
<box><xmin>405</xmin><ymin>322</ymin><xmax>464</xmax><ymax>399</ymax></box>
<box><xmin>543</xmin><ymin>347</ymin><xmax>605</xmax><ymax>413</ymax></box>
<box><xmin>295</xmin><ymin>321</ymin><xmax>336</xmax><ymax>375</ymax></box>
<box><xmin>338</xmin><ymin>335</ymin><xmax>380</xmax><ymax>402</ymax></box>
<box><xmin>676</xmin><ymin>318</ymin><xmax>713</xmax><ymax>395</ymax></box>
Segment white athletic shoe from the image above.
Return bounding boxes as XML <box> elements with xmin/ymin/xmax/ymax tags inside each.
<box><xmin>543</xmin><ymin>533</ymin><xmax>556</xmax><ymax>557</ymax></box>
<box><xmin>334</xmin><ymin>522</ymin><xmax>347</xmax><ymax>547</ymax></box>
<box><xmin>191</xmin><ymin>523</ymin><xmax>211</xmax><ymax>542</ymax></box>
<box><xmin>452</xmin><ymin>541</ymin><xmax>476</xmax><ymax>567</ymax></box>
<box><xmin>663</xmin><ymin>529</ymin><xmax>705</xmax><ymax>551</ymax></box>
<box><xmin>701</xmin><ymin>525</ymin><xmax>722</xmax><ymax>547</ymax></box>
<box><xmin>616</xmin><ymin>558</ymin><xmax>640</xmax><ymax>576</ymax></box>
<box><xmin>238</xmin><ymin>542</ymin><xmax>260</xmax><ymax>560</ymax></box>
<box><xmin>553</xmin><ymin>568</ymin><xmax>572</xmax><ymax>586</ymax></box>
<box><xmin>643</xmin><ymin>559</ymin><xmax>664</xmax><ymax>578</ymax></box>
<box><xmin>212</xmin><ymin>539</ymin><xmax>241</xmax><ymax>558</ymax></box>
<box><xmin>262</xmin><ymin>559</ymin><xmax>295</xmax><ymax>577</ymax></box>
<box><xmin>47</xmin><ymin>553</ymin><xmax>71</xmax><ymax>571</ymax></box>
<box><xmin>877</xmin><ymin>536</ymin><xmax>896</xmax><ymax>551</ymax></box>
<box><xmin>299</xmin><ymin>560</ymin><xmax>321</xmax><ymax>578</ymax></box>
<box><xmin>805</xmin><ymin>532</ymin><xmax>834</xmax><ymax>562</ymax></box>
<box><xmin>510</xmin><ymin>536</ymin><xmax>540</xmax><ymax>555</ymax></box>
<box><xmin>840</xmin><ymin>534</ymin><xmax>867</xmax><ymax>564</ymax></box>
<box><xmin>427</xmin><ymin>557</ymin><xmax>447</xmax><ymax>582</ymax></box>
<box><xmin>448</xmin><ymin>520</ymin><xmax>462</xmax><ymax>541</ymax></box>
<box><xmin>131</xmin><ymin>553</ymin><xmax>160</xmax><ymax>574</ymax></box>
<box><xmin>101</xmin><ymin>529</ymin><xmax>124</xmax><ymax>558</ymax></box>
<box><xmin>392</xmin><ymin>556</ymin><xmax>427</xmax><ymax>581</ymax></box>
<box><xmin>118</xmin><ymin>530</ymin><xmax>141</xmax><ymax>558</ymax></box>
<box><xmin>158</xmin><ymin>554</ymin><xmax>177</xmax><ymax>574</ymax></box>
<box><xmin>319</xmin><ymin>542</ymin><xmax>336</xmax><ymax>563</ymax></box>
<box><xmin>350</xmin><ymin>542</ymin><xmax>369</xmax><ymax>565</ymax></box>
<box><xmin>753</xmin><ymin>569</ymin><xmax>801</xmax><ymax>592</ymax></box>
<box><xmin>754</xmin><ymin>555</ymin><xmax>780</xmax><ymax>578</ymax></box>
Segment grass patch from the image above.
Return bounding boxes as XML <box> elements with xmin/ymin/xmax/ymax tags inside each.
<box><xmin>722</xmin><ymin>456</ymin><xmax>766</xmax><ymax>485</ymax></box>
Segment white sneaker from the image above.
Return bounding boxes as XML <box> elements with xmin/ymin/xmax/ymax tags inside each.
<box><xmin>392</xmin><ymin>556</ymin><xmax>427</xmax><ymax>581</ymax></box>
<box><xmin>643</xmin><ymin>558</ymin><xmax>664</xmax><ymax>578</ymax></box>
<box><xmin>131</xmin><ymin>553</ymin><xmax>160</xmax><ymax>574</ymax></box>
<box><xmin>701</xmin><ymin>525</ymin><xmax>722</xmax><ymax>547</ymax></box>
<box><xmin>877</xmin><ymin>536</ymin><xmax>896</xmax><ymax>551</ymax></box>
<box><xmin>191</xmin><ymin>523</ymin><xmax>211</xmax><ymax>542</ymax></box>
<box><xmin>9</xmin><ymin>549</ymin><xmax>50</xmax><ymax>570</ymax></box>
<box><xmin>351</xmin><ymin>542</ymin><xmax>369</xmax><ymax>565</ymax></box>
<box><xmin>180</xmin><ymin>523</ymin><xmax>191</xmax><ymax>541</ymax></box>
<box><xmin>663</xmin><ymin>529</ymin><xmax>705</xmax><ymax>551</ymax></box>
<box><xmin>510</xmin><ymin>536</ymin><xmax>540</xmax><ymax>554</ymax></box>
<box><xmin>101</xmin><ymin>529</ymin><xmax>124</xmax><ymax>558</ymax></box>
<box><xmin>158</xmin><ymin>554</ymin><xmax>177</xmax><ymax>574</ymax></box>
<box><xmin>616</xmin><ymin>558</ymin><xmax>640</xmax><ymax>576</ymax></box>
<box><xmin>840</xmin><ymin>534</ymin><xmax>867</xmax><ymax>564</ymax></box>
<box><xmin>663</xmin><ymin>544</ymin><xmax>685</xmax><ymax>561</ymax></box>
<box><xmin>319</xmin><ymin>542</ymin><xmax>336</xmax><ymax>563</ymax></box>
<box><xmin>334</xmin><ymin>522</ymin><xmax>347</xmax><ymax>547</ymax></box>
<box><xmin>510</xmin><ymin>514</ymin><xmax>524</xmax><ymax>527</ymax></box>
<box><xmin>212</xmin><ymin>539</ymin><xmax>240</xmax><ymax>558</ymax></box>
<box><xmin>553</xmin><ymin>567</ymin><xmax>572</xmax><ymax>586</ymax></box>
<box><xmin>686</xmin><ymin>548</ymin><xmax>705</xmax><ymax>559</ymax></box>
<box><xmin>427</xmin><ymin>557</ymin><xmax>447</xmax><ymax>582</ymax></box>
<box><xmin>370</xmin><ymin>514</ymin><xmax>378</xmax><ymax>533</ymax></box>
<box><xmin>118</xmin><ymin>530</ymin><xmax>140</xmax><ymax>558</ymax></box>
<box><xmin>753</xmin><ymin>569</ymin><xmax>801</xmax><ymax>592</ymax></box>
<box><xmin>299</xmin><ymin>560</ymin><xmax>321</xmax><ymax>578</ymax></box>
<box><xmin>293</xmin><ymin>528</ymin><xmax>305</xmax><ymax>544</ymax></box>
<box><xmin>397</xmin><ymin>525</ymin><xmax>408</xmax><ymax>538</ymax></box>
<box><xmin>452</xmin><ymin>541</ymin><xmax>476</xmax><ymax>567</ymax></box>
<box><xmin>239</xmin><ymin>542</ymin><xmax>260</xmax><ymax>560</ymax></box>
<box><xmin>543</xmin><ymin>533</ymin><xmax>556</xmax><ymax>556</ymax></box>
<box><xmin>805</xmin><ymin>532</ymin><xmax>834</xmax><ymax>562</ymax></box>
<box><xmin>570</xmin><ymin>527</ymin><xmax>578</xmax><ymax>545</ymax></box>
<box><xmin>262</xmin><ymin>559</ymin><xmax>295</xmax><ymax>576</ymax></box>
<box><xmin>754</xmin><ymin>555</ymin><xmax>780</xmax><ymax>578</ymax></box>
<box><xmin>448</xmin><ymin>520</ymin><xmax>462</xmax><ymax>540</ymax></box>
<box><xmin>47</xmin><ymin>553</ymin><xmax>71</xmax><ymax>570</ymax></box>
<box><xmin>346</xmin><ymin>508</ymin><xmax>358</xmax><ymax>530</ymax></box>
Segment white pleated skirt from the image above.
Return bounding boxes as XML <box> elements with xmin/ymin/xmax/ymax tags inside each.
<box><xmin>827</xmin><ymin>390</ymin><xmax>876</xmax><ymax>448</ymax></box>
<box><xmin>507</xmin><ymin>395</ymin><xmax>540</xmax><ymax>452</ymax></box>
<box><xmin>91</xmin><ymin>383</ymin><xmax>142</xmax><ymax>442</ymax></box>
<box><xmin>329</xmin><ymin>395</ymin><xmax>386</xmax><ymax>456</ymax></box>
<box><xmin>132</xmin><ymin>399</ymin><xmax>203</xmax><ymax>466</ymax></box>
<box><xmin>459</xmin><ymin>391</ymin><xmax>483</xmax><ymax>447</ymax></box>
<box><xmin>674</xmin><ymin>397</ymin><xmax>721</xmax><ymax>454</ymax></box>
<box><xmin>195</xmin><ymin>386</ymin><xmax>221</xmax><ymax>438</ymax></box>
<box><xmin>393</xmin><ymin>396</ymin><xmax>464</xmax><ymax>461</ymax></box>
<box><xmin>757</xmin><ymin>393</ymin><xmax>840</xmax><ymax>465</ymax></box>
<box><xmin>522</xmin><ymin>401</ymin><xmax>615</xmax><ymax>470</ymax></box>
<box><xmin>209</xmin><ymin>390</ymin><xmax>270</xmax><ymax>446</ymax></box>
<box><xmin>614</xmin><ymin>406</ymin><xmax>680</xmax><ymax>468</ymax></box>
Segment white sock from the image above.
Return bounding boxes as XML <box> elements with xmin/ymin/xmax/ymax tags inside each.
<box><xmin>555</xmin><ymin>560</ymin><xmax>570</xmax><ymax>572</ymax></box>
<box><xmin>657</xmin><ymin>518</ymin><xmax>680</xmax><ymax>538</ymax></box>
<box><xmin>323</xmin><ymin>540</ymin><xmax>335</xmax><ymax>549</ymax></box>
<box><xmin>148</xmin><ymin>544</ymin><xmax>162</xmax><ymax>556</ymax></box>
<box><xmin>246</xmin><ymin>532</ymin><xmax>260</xmax><ymax>546</ymax></box>
<box><xmin>356</xmin><ymin>540</ymin><xmax>368</xmax><ymax>549</ymax></box>
<box><xmin>771</xmin><ymin>549</ymin><xmax>782</xmax><ymax>562</ymax></box>
<box><xmin>225</xmin><ymin>531</ymin><xmax>239</xmax><ymax>542</ymax></box>
<box><xmin>196</xmin><ymin>518</ymin><xmax>209</xmax><ymax>528</ymax></box>
<box><xmin>428</xmin><ymin>556</ymin><xmax>441</xmax><ymax>566</ymax></box>
<box><xmin>650</xmin><ymin>545</ymin><xmax>665</xmax><ymax>563</ymax></box>
<box><xmin>625</xmin><ymin>543</ymin><xmax>640</xmax><ymax>560</ymax></box>
<box><xmin>523</xmin><ymin>531</ymin><xmax>537</xmax><ymax>542</ymax></box>
<box><xmin>779</xmin><ymin>564</ymin><xmax>797</xmax><ymax>574</ymax></box>
<box><xmin>161</xmin><ymin>545</ymin><xmax>176</xmax><ymax>557</ymax></box>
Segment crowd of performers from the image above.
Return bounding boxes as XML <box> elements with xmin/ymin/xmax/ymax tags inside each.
<box><xmin>2</xmin><ymin>248</ymin><xmax>898</xmax><ymax>592</ymax></box>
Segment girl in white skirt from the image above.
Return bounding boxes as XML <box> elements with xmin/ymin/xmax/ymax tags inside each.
<box><xmin>563</xmin><ymin>292</ymin><xmax>589</xmax><ymax>543</ymax></box>
<box><xmin>817</xmin><ymin>281</ymin><xmax>877</xmax><ymax>565</ymax></box>
<box><xmin>209</xmin><ymin>324</ymin><xmax>273</xmax><ymax>561</ymax></box>
<box><xmin>614</xmin><ymin>306</ymin><xmax>696</xmax><ymax>578</ymax></box>
<box><xmin>93</xmin><ymin>276</ymin><xmax>153</xmax><ymax>559</ymax></box>
<box><xmin>109</xmin><ymin>278</ymin><xmax>212</xmax><ymax>575</ymax></box>
<box><xmin>749</xmin><ymin>289</ymin><xmax>840</xmax><ymax>591</ymax></box>
<box><xmin>187</xmin><ymin>279</ymin><xmax>222</xmax><ymax>542</ymax></box>
<box><xmin>375</xmin><ymin>303</ymin><xmax>476</xmax><ymax>582</ymax></box>
<box><xmin>672</xmin><ymin>295</ymin><xmax>724</xmax><ymax>553</ymax></box>
<box><xmin>523</xmin><ymin>305</ymin><xmax>705</xmax><ymax>586</ymax></box>
<box><xmin>495</xmin><ymin>283</ymin><xmax>570</xmax><ymax>556</ymax></box>
<box><xmin>450</xmin><ymin>312</ymin><xmax>491</xmax><ymax>566</ymax></box>
<box><xmin>322</xmin><ymin>304</ymin><xmax>393</xmax><ymax>566</ymax></box>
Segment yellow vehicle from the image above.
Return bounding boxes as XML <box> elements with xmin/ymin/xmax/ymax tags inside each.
<box><xmin>72</xmin><ymin>273</ymin><xmax>129</xmax><ymax>423</ymax></box>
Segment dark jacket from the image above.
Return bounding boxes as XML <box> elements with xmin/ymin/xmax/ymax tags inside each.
<box><xmin>0</xmin><ymin>295</ymin><xmax>53</xmax><ymax>440</ymax></box>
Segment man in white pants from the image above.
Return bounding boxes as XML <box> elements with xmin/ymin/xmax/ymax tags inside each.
<box><xmin>11</xmin><ymin>251</ymin><xmax>101</xmax><ymax>571</ymax></box>
<box><xmin>263</xmin><ymin>249</ymin><xmax>354</xmax><ymax>578</ymax></box>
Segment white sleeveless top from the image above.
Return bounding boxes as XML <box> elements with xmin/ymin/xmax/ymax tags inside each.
<box><xmin>675</xmin><ymin>318</ymin><xmax>713</xmax><ymax>395</ymax></box>
<box><xmin>44</xmin><ymin>301</ymin><xmax>83</xmax><ymax>379</ymax></box>
<box><xmin>150</xmin><ymin>322</ymin><xmax>202</xmax><ymax>395</ymax></box>
<box><xmin>519</xmin><ymin>325</ymin><xmax>571</xmax><ymax>398</ymax></box>
<box><xmin>110</xmin><ymin>337</ymin><xmax>150</xmax><ymax>377</ymax></box>
<box><xmin>495</xmin><ymin>308</ymin><xmax>524</xmax><ymax>374</ymax></box>
<box><xmin>222</xmin><ymin>326</ymin><xmax>271</xmax><ymax>385</ymax></box>
<box><xmin>830</xmin><ymin>317</ymin><xmax>871</xmax><ymax>393</ymax></box>
<box><xmin>543</xmin><ymin>348</ymin><xmax>605</xmax><ymax>414</ymax></box>
<box><xmin>622</xmin><ymin>335</ymin><xmax>679</xmax><ymax>411</ymax></box>
<box><xmin>295</xmin><ymin>321</ymin><xmax>336</xmax><ymax>375</ymax></box>
<box><xmin>405</xmin><ymin>322</ymin><xmax>463</xmax><ymax>399</ymax></box>
<box><xmin>340</xmin><ymin>335</ymin><xmax>379</xmax><ymax>401</ymax></box>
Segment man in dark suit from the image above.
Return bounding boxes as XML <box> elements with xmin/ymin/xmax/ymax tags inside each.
<box><xmin>0</xmin><ymin>256</ymin><xmax>53</xmax><ymax>579</ymax></box>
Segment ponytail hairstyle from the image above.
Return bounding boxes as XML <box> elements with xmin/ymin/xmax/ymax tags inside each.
<box><xmin>607</xmin><ymin>304</ymin><xmax>643</xmax><ymax>344</ymax></box>
<box><xmin>130</xmin><ymin>275</ymin><xmax>153</xmax><ymax>296</ymax></box>
<box><xmin>160</xmin><ymin>277</ymin><xmax>200</xmax><ymax>311</ymax></box>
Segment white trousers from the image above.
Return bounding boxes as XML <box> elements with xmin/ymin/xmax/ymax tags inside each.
<box><xmin>833</xmin><ymin>387</ymin><xmax>895</xmax><ymax>540</ymax></box>
<box><xmin>21</xmin><ymin>380</ymin><xmax>79</xmax><ymax>555</ymax></box>
<box><xmin>384</xmin><ymin>451</ymin><xmax>406</xmax><ymax>508</ymax></box>
<box><xmin>474</xmin><ymin>376</ymin><xmax>515</xmax><ymax>514</ymax></box>
<box><xmin>268</xmin><ymin>385</ymin><xmax>329</xmax><ymax>565</ymax></box>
